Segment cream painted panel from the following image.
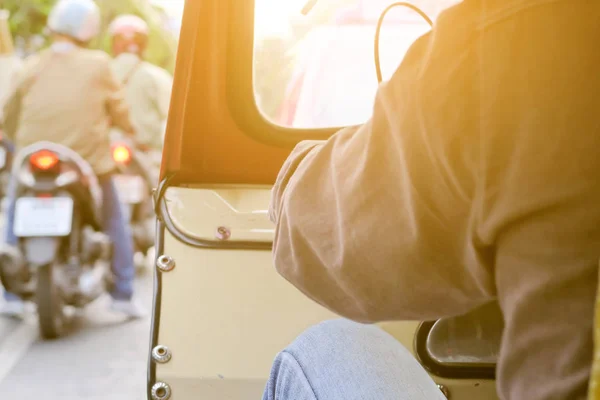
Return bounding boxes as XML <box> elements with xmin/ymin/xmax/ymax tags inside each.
<box><xmin>156</xmin><ymin>231</ymin><xmax>498</xmax><ymax>399</ymax></box>
<box><xmin>156</xmin><ymin>186</ymin><xmax>498</xmax><ymax>399</ymax></box>
<box><xmin>157</xmin><ymin>232</ymin><xmax>338</xmax><ymax>380</ymax></box>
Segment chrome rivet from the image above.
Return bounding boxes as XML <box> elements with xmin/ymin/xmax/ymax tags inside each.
<box><xmin>438</xmin><ymin>384</ymin><xmax>451</xmax><ymax>399</ymax></box>
<box><xmin>151</xmin><ymin>382</ymin><xmax>171</xmax><ymax>400</ymax></box>
<box><xmin>156</xmin><ymin>255</ymin><xmax>175</xmax><ymax>272</ymax></box>
<box><xmin>215</xmin><ymin>226</ymin><xmax>231</xmax><ymax>241</ymax></box>
<box><xmin>152</xmin><ymin>345</ymin><xmax>172</xmax><ymax>363</ymax></box>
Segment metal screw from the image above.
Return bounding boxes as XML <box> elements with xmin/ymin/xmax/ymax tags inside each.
<box><xmin>151</xmin><ymin>382</ymin><xmax>172</xmax><ymax>400</ymax></box>
<box><xmin>152</xmin><ymin>345</ymin><xmax>172</xmax><ymax>363</ymax></box>
<box><xmin>438</xmin><ymin>384</ymin><xmax>451</xmax><ymax>399</ymax></box>
<box><xmin>215</xmin><ymin>226</ymin><xmax>231</xmax><ymax>241</ymax></box>
<box><xmin>156</xmin><ymin>255</ymin><xmax>175</xmax><ymax>272</ymax></box>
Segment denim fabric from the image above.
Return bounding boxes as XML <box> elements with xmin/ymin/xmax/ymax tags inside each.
<box><xmin>263</xmin><ymin>320</ymin><xmax>446</xmax><ymax>400</ymax></box>
<box><xmin>2</xmin><ymin>138</ymin><xmax>15</xmax><ymax>154</ymax></box>
<box><xmin>3</xmin><ymin>175</ymin><xmax>135</xmax><ymax>301</ymax></box>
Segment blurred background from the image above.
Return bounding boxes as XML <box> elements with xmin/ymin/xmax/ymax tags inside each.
<box><xmin>0</xmin><ymin>1</ymin><xmax>184</xmax><ymax>399</ymax></box>
<box><xmin>1</xmin><ymin>0</ymin><xmax>181</xmax><ymax>71</ymax></box>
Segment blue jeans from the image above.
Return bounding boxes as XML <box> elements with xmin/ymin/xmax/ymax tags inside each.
<box><xmin>263</xmin><ymin>320</ymin><xmax>446</xmax><ymax>400</ymax></box>
<box><xmin>3</xmin><ymin>175</ymin><xmax>135</xmax><ymax>301</ymax></box>
<box><xmin>2</xmin><ymin>138</ymin><xmax>15</xmax><ymax>154</ymax></box>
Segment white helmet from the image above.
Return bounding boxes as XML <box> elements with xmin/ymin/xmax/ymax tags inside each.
<box><xmin>108</xmin><ymin>15</ymin><xmax>149</xmax><ymax>39</ymax></box>
<box><xmin>108</xmin><ymin>15</ymin><xmax>150</xmax><ymax>55</ymax></box>
<box><xmin>47</xmin><ymin>0</ymin><xmax>101</xmax><ymax>43</ymax></box>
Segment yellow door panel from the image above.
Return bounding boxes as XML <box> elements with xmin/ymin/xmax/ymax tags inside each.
<box><xmin>150</xmin><ymin>186</ymin><xmax>498</xmax><ymax>399</ymax></box>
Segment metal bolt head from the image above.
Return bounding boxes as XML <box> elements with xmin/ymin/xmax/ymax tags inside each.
<box><xmin>156</xmin><ymin>255</ymin><xmax>175</xmax><ymax>272</ymax></box>
<box><xmin>151</xmin><ymin>382</ymin><xmax>172</xmax><ymax>400</ymax></box>
<box><xmin>215</xmin><ymin>226</ymin><xmax>231</xmax><ymax>241</ymax></box>
<box><xmin>152</xmin><ymin>345</ymin><xmax>172</xmax><ymax>363</ymax></box>
<box><xmin>438</xmin><ymin>384</ymin><xmax>451</xmax><ymax>399</ymax></box>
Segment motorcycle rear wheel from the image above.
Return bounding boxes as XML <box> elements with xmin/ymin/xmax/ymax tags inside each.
<box><xmin>36</xmin><ymin>263</ymin><xmax>66</xmax><ymax>339</ymax></box>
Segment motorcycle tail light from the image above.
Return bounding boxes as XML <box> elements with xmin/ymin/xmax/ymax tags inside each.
<box><xmin>112</xmin><ymin>143</ymin><xmax>131</xmax><ymax>165</ymax></box>
<box><xmin>30</xmin><ymin>150</ymin><xmax>60</xmax><ymax>172</ymax></box>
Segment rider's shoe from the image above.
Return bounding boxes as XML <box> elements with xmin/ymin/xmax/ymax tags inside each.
<box><xmin>0</xmin><ymin>299</ymin><xmax>25</xmax><ymax>318</ymax></box>
<box><xmin>110</xmin><ymin>298</ymin><xmax>147</xmax><ymax>319</ymax></box>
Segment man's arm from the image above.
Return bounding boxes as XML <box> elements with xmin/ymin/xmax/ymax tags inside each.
<box><xmin>1</xmin><ymin>56</ymin><xmax>31</xmax><ymax>140</ymax></box>
<box><xmin>1</xmin><ymin>82</ymin><xmax>21</xmax><ymax>140</ymax></box>
<box><xmin>154</xmin><ymin>70</ymin><xmax>173</xmax><ymax>122</ymax></box>
<box><xmin>101</xmin><ymin>59</ymin><xmax>134</xmax><ymax>136</ymax></box>
<box><xmin>270</xmin><ymin>32</ymin><xmax>495</xmax><ymax>323</ymax></box>
<box><xmin>151</xmin><ymin>70</ymin><xmax>173</xmax><ymax>147</ymax></box>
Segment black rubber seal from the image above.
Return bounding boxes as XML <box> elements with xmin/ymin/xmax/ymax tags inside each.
<box><xmin>147</xmin><ymin>218</ymin><xmax>164</xmax><ymax>399</ymax></box>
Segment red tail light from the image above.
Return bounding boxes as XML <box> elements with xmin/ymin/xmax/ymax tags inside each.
<box><xmin>112</xmin><ymin>143</ymin><xmax>131</xmax><ymax>164</ymax></box>
<box><xmin>30</xmin><ymin>150</ymin><xmax>59</xmax><ymax>171</ymax></box>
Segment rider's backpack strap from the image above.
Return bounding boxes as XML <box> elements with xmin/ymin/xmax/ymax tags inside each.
<box><xmin>121</xmin><ymin>60</ymin><xmax>143</xmax><ymax>86</ymax></box>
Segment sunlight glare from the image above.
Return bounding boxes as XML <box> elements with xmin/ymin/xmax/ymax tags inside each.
<box><xmin>255</xmin><ymin>0</ymin><xmax>308</xmax><ymax>38</ymax></box>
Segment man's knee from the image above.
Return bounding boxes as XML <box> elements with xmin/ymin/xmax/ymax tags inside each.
<box><xmin>266</xmin><ymin>320</ymin><xmax>444</xmax><ymax>400</ymax></box>
<box><xmin>286</xmin><ymin>319</ymin><xmax>397</xmax><ymax>364</ymax></box>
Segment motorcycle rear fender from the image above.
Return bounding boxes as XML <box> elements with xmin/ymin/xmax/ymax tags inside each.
<box><xmin>12</xmin><ymin>141</ymin><xmax>102</xmax><ymax>209</ymax></box>
<box><xmin>23</xmin><ymin>237</ymin><xmax>61</xmax><ymax>267</ymax></box>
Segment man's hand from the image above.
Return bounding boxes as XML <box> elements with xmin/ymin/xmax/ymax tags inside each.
<box><xmin>136</xmin><ymin>142</ymin><xmax>151</xmax><ymax>153</ymax></box>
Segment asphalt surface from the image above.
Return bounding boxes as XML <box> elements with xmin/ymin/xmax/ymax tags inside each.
<box><xmin>0</xmin><ymin>250</ymin><xmax>154</xmax><ymax>400</ymax></box>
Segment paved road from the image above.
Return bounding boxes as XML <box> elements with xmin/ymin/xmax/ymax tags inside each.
<box><xmin>0</xmin><ymin>262</ymin><xmax>154</xmax><ymax>400</ymax></box>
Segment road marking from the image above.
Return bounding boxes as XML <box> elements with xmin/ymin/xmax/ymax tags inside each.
<box><xmin>0</xmin><ymin>319</ymin><xmax>38</xmax><ymax>384</ymax></box>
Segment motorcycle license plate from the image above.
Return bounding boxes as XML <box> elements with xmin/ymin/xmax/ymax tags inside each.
<box><xmin>113</xmin><ymin>175</ymin><xmax>146</xmax><ymax>204</ymax></box>
<box><xmin>0</xmin><ymin>147</ymin><xmax>7</xmax><ymax>169</ymax></box>
<box><xmin>14</xmin><ymin>197</ymin><xmax>74</xmax><ymax>237</ymax></box>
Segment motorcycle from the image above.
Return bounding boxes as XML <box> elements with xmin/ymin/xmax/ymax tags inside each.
<box><xmin>110</xmin><ymin>136</ymin><xmax>157</xmax><ymax>274</ymax></box>
<box><xmin>0</xmin><ymin>141</ymin><xmax>112</xmax><ymax>339</ymax></box>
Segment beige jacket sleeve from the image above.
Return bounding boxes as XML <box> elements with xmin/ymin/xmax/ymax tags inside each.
<box><xmin>152</xmin><ymin>70</ymin><xmax>173</xmax><ymax>122</ymax></box>
<box><xmin>0</xmin><ymin>56</ymin><xmax>22</xmax><ymax>124</ymax></box>
<box><xmin>101</xmin><ymin>60</ymin><xmax>134</xmax><ymax>135</ymax></box>
<box><xmin>1</xmin><ymin>54</ymin><xmax>39</xmax><ymax>140</ymax></box>
<box><xmin>1</xmin><ymin>75</ymin><xmax>20</xmax><ymax>139</ymax></box>
<box><xmin>149</xmin><ymin>69</ymin><xmax>173</xmax><ymax>146</ymax></box>
<box><xmin>269</xmin><ymin>32</ymin><xmax>495</xmax><ymax>323</ymax></box>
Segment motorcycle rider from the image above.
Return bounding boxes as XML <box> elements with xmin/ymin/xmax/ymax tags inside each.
<box><xmin>0</xmin><ymin>0</ymin><xmax>146</xmax><ymax>318</ymax></box>
<box><xmin>108</xmin><ymin>14</ymin><xmax>173</xmax><ymax>156</ymax></box>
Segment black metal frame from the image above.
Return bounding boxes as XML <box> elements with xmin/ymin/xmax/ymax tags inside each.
<box><xmin>414</xmin><ymin>321</ymin><xmax>496</xmax><ymax>380</ymax></box>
